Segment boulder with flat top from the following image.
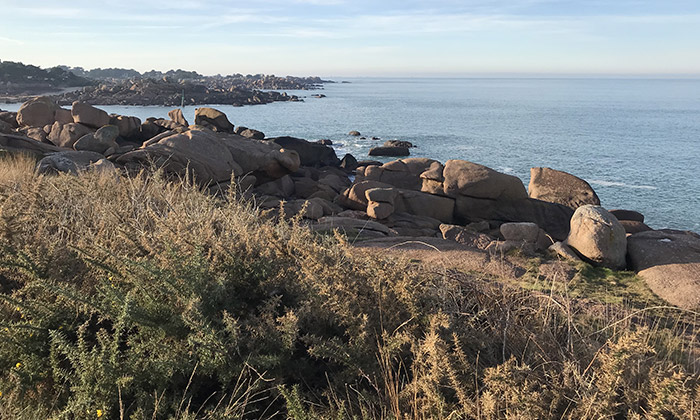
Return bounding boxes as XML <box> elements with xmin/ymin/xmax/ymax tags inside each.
<box><xmin>72</xmin><ymin>102</ymin><xmax>110</xmax><ymax>129</ymax></box>
<box><xmin>528</xmin><ymin>167</ymin><xmax>600</xmax><ymax>209</ymax></box>
<box><xmin>369</xmin><ymin>146</ymin><xmax>410</xmax><ymax>157</ymax></box>
<box><xmin>627</xmin><ymin>230</ymin><xmax>700</xmax><ymax>309</ymax></box>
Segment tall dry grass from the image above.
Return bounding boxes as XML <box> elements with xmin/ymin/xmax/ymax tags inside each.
<box><xmin>0</xmin><ymin>154</ymin><xmax>696</xmax><ymax>419</ymax></box>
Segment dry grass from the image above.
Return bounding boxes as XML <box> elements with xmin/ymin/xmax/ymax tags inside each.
<box><xmin>0</xmin><ymin>154</ymin><xmax>697</xmax><ymax>419</ymax></box>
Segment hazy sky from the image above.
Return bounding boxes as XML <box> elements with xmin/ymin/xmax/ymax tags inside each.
<box><xmin>1</xmin><ymin>0</ymin><xmax>699</xmax><ymax>77</ymax></box>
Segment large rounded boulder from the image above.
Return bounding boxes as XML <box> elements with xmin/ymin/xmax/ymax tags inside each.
<box><xmin>16</xmin><ymin>97</ymin><xmax>60</xmax><ymax>128</ymax></box>
<box><xmin>565</xmin><ymin>205</ymin><xmax>627</xmax><ymax>269</ymax></box>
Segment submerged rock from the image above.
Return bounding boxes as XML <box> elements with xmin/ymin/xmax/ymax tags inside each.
<box><xmin>383</xmin><ymin>140</ymin><xmax>414</xmax><ymax>148</ymax></box>
<box><xmin>368</xmin><ymin>146</ymin><xmax>410</xmax><ymax>157</ymax></box>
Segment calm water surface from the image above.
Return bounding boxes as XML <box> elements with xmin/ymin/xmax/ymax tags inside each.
<box><xmin>3</xmin><ymin>78</ymin><xmax>699</xmax><ymax>230</ymax></box>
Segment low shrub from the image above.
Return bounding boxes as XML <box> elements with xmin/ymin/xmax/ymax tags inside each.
<box><xmin>0</xmin><ymin>155</ymin><xmax>697</xmax><ymax>419</ymax></box>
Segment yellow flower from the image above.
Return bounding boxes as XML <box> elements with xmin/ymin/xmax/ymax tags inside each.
<box><xmin>97</xmin><ymin>409</ymin><xmax>103</xmax><ymax>417</ymax></box>
<box><xmin>0</xmin><ymin>390</ymin><xmax>3</xmax><ymax>397</ymax></box>
<box><xmin>15</xmin><ymin>362</ymin><xmax>21</xmax><ymax>369</ymax></box>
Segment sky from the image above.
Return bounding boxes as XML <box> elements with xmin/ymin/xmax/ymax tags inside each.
<box><xmin>1</xmin><ymin>0</ymin><xmax>699</xmax><ymax>77</ymax></box>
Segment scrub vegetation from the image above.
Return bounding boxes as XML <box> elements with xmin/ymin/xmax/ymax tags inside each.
<box><xmin>0</xmin><ymin>155</ymin><xmax>697</xmax><ymax>419</ymax></box>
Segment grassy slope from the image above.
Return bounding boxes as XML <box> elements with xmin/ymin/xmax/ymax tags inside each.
<box><xmin>0</xmin><ymin>155</ymin><xmax>697</xmax><ymax>419</ymax></box>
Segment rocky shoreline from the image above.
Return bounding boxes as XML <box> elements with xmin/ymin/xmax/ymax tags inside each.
<box><xmin>50</xmin><ymin>78</ymin><xmax>303</xmax><ymax>106</ymax></box>
<box><xmin>1</xmin><ymin>60</ymin><xmax>330</xmax><ymax>106</ymax></box>
<box><xmin>1</xmin><ymin>98</ymin><xmax>698</xmax><ymax>310</ymax></box>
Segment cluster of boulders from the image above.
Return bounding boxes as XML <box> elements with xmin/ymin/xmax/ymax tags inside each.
<box><xmin>52</xmin><ymin>79</ymin><xmax>300</xmax><ymax>107</ymax></box>
<box><xmin>1</xmin><ymin>100</ymin><xmax>698</xmax><ymax>309</ymax></box>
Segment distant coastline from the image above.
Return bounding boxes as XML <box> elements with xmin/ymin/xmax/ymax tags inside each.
<box><xmin>0</xmin><ymin>60</ymin><xmax>332</xmax><ymax>106</ymax></box>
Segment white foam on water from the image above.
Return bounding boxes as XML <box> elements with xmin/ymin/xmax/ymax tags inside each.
<box><xmin>589</xmin><ymin>180</ymin><xmax>658</xmax><ymax>190</ymax></box>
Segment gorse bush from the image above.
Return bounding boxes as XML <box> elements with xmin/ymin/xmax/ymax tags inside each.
<box><xmin>0</xmin><ymin>155</ymin><xmax>697</xmax><ymax>419</ymax></box>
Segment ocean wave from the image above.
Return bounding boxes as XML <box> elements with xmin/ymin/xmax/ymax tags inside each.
<box><xmin>589</xmin><ymin>180</ymin><xmax>658</xmax><ymax>190</ymax></box>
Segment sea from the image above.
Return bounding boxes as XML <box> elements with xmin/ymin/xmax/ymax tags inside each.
<box><xmin>2</xmin><ymin>78</ymin><xmax>699</xmax><ymax>231</ymax></box>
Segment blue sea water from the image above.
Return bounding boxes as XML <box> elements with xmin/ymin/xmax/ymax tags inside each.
<box><xmin>3</xmin><ymin>78</ymin><xmax>699</xmax><ymax>231</ymax></box>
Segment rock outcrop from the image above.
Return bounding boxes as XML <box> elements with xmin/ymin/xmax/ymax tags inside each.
<box><xmin>5</xmin><ymin>98</ymin><xmax>688</xmax><ymax>279</ymax></box>
<box><xmin>117</xmin><ymin>128</ymin><xmax>301</xmax><ymax>185</ymax></box>
<box><xmin>627</xmin><ymin>230</ymin><xmax>700</xmax><ymax>309</ymax></box>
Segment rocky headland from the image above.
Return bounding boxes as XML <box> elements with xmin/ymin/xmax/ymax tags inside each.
<box><xmin>1</xmin><ymin>97</ymin><xmax>698</xmax><ymax>311</ymax></box>
<box><xmin>1</xmin><ymin>60</ymin><xmax>330</xmax><ymax>106</ymax></box>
